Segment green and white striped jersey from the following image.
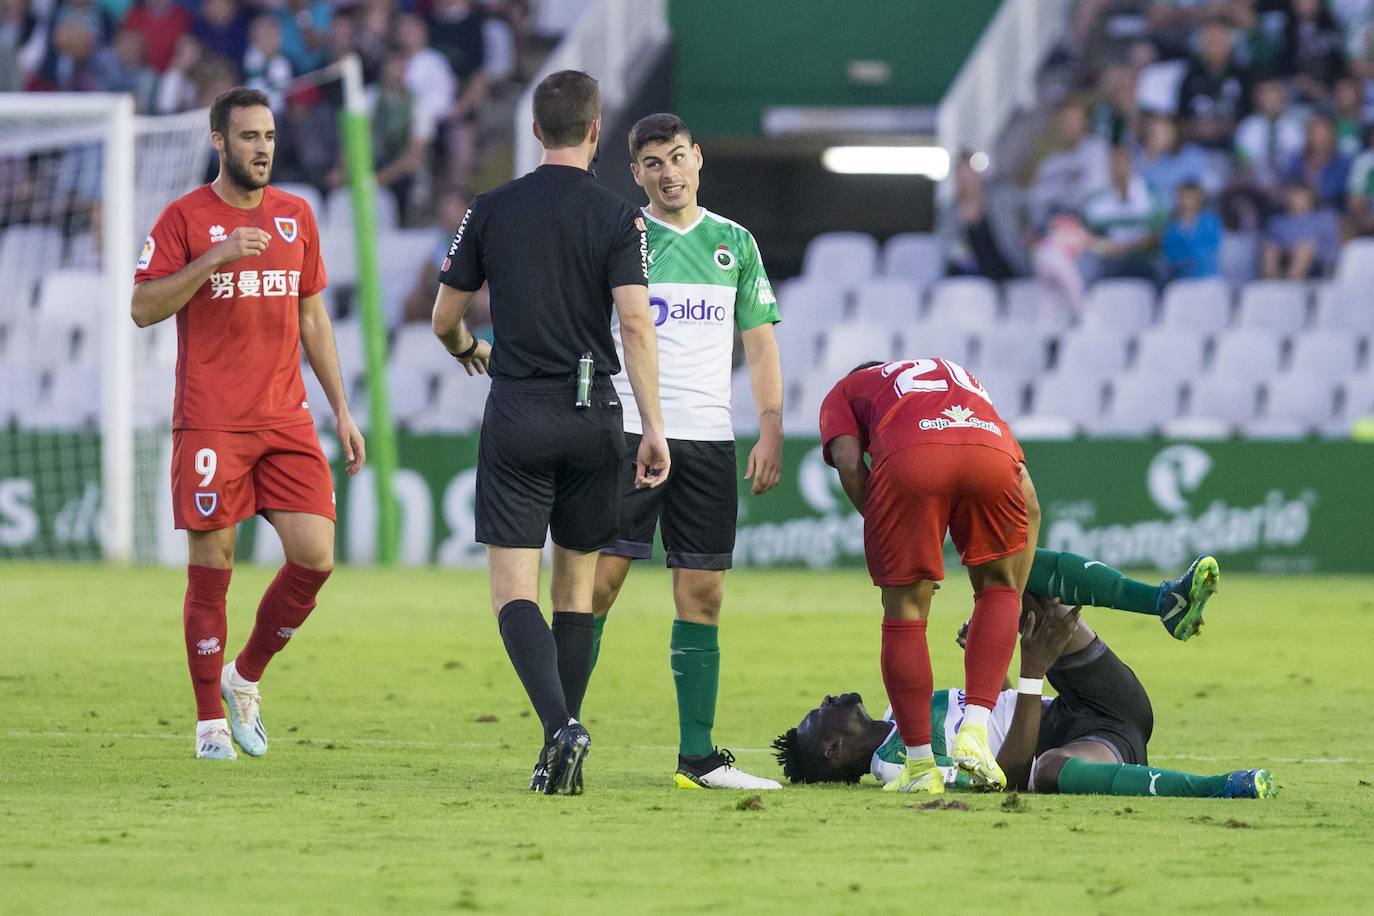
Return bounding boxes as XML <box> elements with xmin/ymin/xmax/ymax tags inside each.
<box><xmin>870</xmin><ymin>690</ymin><xmax>1020</xmax><ymax>786</ymax></box>
<box><xmin>611</xmin><ymin>207</ymin><xmax>780</xmax><ymax>441</ymax></box>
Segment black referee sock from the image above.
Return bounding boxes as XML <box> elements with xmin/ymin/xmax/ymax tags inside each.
<box><xmin>497</xmin><ymin>600</ymin><xmax>570</xmax><ymax>743</ymax></box>
<box><xmin>551</xmin><ymin>612</ymin><xmax>596</xmax><ymax>719</ymax></box>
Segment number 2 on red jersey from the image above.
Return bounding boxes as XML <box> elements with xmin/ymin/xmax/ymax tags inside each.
<box><xmin>881</xmin><ymin>359</ymin><xmax>992</xmax><ymax>405</ymax></box>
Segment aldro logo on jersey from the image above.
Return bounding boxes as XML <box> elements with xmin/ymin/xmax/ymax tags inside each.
<box><xmin>650</xmin><ymin>296</ymin><xmax>727</xmax><ymax>327</ymax></box>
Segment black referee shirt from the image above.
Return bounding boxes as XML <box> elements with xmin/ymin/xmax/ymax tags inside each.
<box><xmin>437</xmin><ymin>164</ymin><xmax>648</xmax><ymax>380</ymax></box>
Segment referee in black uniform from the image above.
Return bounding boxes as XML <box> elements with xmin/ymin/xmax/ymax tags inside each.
<box><xmin>431</xmin><ymin>70</ymin><xmax>670</xmax><ymax>796</ymax></box>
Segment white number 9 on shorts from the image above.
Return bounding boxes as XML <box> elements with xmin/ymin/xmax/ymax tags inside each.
<box><xmin>194</xmin><ymin>448</ymin><xmax>218</xmax><ymax>487</ymax></box>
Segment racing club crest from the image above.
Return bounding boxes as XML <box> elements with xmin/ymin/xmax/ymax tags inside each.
<box><xmin>274</xmin><ymin>216</ymin><xmax>298</xmax><ymax>243</ymax></box>
<box><xmin>195</xmin><ymin>492</ymin><xmax>218</xmax><ymax>517</ymax></box>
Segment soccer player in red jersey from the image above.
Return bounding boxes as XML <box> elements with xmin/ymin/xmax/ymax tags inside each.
<box><xmin>818</xmin><ymin>358</ymin><xmax>1040</xmax><ymax>793</ymax></box>
<box><xmin>131</xmin><ymin>87</ymin><xmax>365</xmax><ymax>760</ymax></box>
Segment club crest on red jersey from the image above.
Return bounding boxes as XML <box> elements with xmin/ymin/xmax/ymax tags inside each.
<box><xmin>195</xmin><ymin>492</ymin><xmax>218</xmax><ymax>517</ymax></box>
<box><xmin>274</xmin><ymin>216</ymin><xmax>298</xmax><ymax>243</ymax></box>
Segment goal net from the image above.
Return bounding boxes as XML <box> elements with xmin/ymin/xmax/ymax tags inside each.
<box><xmin>0</xmin><ymin>97</ymin><xmax>209</xmax><ymax>562</ymax></box>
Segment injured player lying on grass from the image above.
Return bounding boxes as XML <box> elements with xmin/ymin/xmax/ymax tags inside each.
<box><xmin>773</xmin><ymin>577</ymin><xmax>1277</xmax><ymax>799</ymax></box>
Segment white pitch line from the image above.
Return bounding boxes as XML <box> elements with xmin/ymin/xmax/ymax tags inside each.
<box><xmin>6</xmin><ymin>730</ymin><xmax>774</xmax><ymax>755</ymax></box>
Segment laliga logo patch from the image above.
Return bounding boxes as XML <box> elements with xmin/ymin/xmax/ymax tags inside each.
<box><xmin>195</xmin><ymin>492</ymin><xmax>218</xmax><ymax>517</ymax></box>
<box><xmin>274</xmin><ymin>217</ymin><xmax>298</xmax><ymax>243</ymax></box>
<box><xmin>713</xmin><ymin>244</ymin><xmax>735</xmax><ymax>270</ymax></box>
<box><xmin>137</xmin><ymin>236</ymin><xmax>155</xmax><ymax>269</ymax></box>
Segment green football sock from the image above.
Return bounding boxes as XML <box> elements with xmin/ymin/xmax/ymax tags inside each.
<box><xmin>588</xmin><ymin>614</ymin><xmax>607</xmax><ymax>674</ymax></box>
<box><xmin>1055</xmin><ymin>757</ymin><xmax>1229</xmax><ymax>797</ymax></box>
<box><xmin>670</xmin><ymin>620</ymin><xmax>719</xmax><ymax>758</ymax></box>
<box><xmin>1028</xmin><ymin>549</ymin><xmax>1160</xmax><ymax>616</ymax></box>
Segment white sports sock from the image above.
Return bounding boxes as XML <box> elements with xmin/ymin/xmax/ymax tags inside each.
<box><xmin>223</xmin><ymin>659</ymin><xmax>255</xmax><ymax>687</ymax></box>
<box><xmin>196</xmin><ymin>718</ymin><xmax>229</xmax><ymax>735</ymax></box>
<box><xmin>905</xmin><ymin>743</ymin><xmax>933</xmax><ymax>761</ymax></box>
<box><xmin>963</xmin><ymin>705</ymin><xmax>991</xmax><ymax>728</ymax></box>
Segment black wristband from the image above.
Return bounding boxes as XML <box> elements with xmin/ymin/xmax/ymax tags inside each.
<box><xmin>452</xmin><ymin>337</ymin><xmax>480</xmax><ymax>360</ymax></box>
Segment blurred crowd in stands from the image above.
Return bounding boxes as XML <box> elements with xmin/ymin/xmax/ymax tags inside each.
<box><xmin>944</xmin><ymin>0</ymin><xmax>1374</xmax><ymax>313</ymax></box>
<box><xmin>0</xmin><ymin>0</ymin><xmax>587</xmax><ymax>220</ymax></box>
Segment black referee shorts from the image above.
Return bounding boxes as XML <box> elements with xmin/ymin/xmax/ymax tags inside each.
<box><xmin>601</xmin><ymin>433</ymin><xmax>737</xmax><ymax>570</ymax></box>
<box><xmin>475</xmin><ymin>377</ymin><xmax>626</xmax><ymax>552</ymax></box>
<box><xmin>1035</xmin><ymin>637</ymin><xmax>1155</xmax><ymax>765</ymax></box>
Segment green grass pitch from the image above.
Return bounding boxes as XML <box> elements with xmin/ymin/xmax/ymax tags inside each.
<box><xmin>3</xmin><ymin>563</ymin><xmax>1373</xmax><ymax>914</ymax></box>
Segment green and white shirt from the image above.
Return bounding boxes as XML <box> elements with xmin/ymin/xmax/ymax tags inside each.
<box><xmin>870</xmin><ymin>690</ymin><xmax>1020</xmax><ymax>786</ymax></box>
<box><xmin>611</xmin><ymin>207</ymin><xmax>780</xmax><ymax>441</ymax></box>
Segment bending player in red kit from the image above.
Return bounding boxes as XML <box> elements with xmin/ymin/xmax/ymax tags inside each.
<box><xmin>131</xmin><ymin>88</ymin><xmax>365</xmax><ymax>760</ymax></box>
<box><xmin>818</xmin><ymin>359</ymin><xmax>1038</xmax><ymax>793</ymax></box>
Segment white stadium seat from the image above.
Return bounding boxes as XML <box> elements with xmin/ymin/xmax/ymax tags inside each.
<box><xmin>410</xmin><ymin>372</ymin><xmax>491</xmax><ymax>433</ymax></box>
<box><xmin>971</xmin><ymin>368</ymin><xmax>1027</xmax><ymax>419</ymax></box>
<box><xmin>1289</xmin><ymin>329</ymin><xmax>1360</xmax><ymax>378</ymax></box>
<box><xmin>1314</xmin><ymin>282</ymin><xmax>1374</xmax><ymax>334</ymax></box>
<box><xmin>386</xmin><ymin>367</ymin><xmax>437</xmax><ymax>425</ymax></box>
<box><xmin>1160</xmin><ymin>277</ymin><xmax>1232</xmax><ymax>329</ymax></box>
<box><xmin>895</xmin><ymin>324</ymin><xmax>973</xmax><ymax>367</ymax></box>
<box><xmin>969</xmin><ymin>325</ymin><xmax>1050</xmax><ymax>379</ymax></box>
<box><xmin>330</xmin><ymin>318</ymin><xmax>366</xmax><ymax>376</ymax></box>
<box><xmin>850</xmin><ymin>278</ymin><xmax>922</xmax><ymax>326</ymax></box>
<box><xmin>924</xmin><ymin>277</ymin><xmax>1000</xmax><ymax>329</ymax></box>
<box><xmin>1089</xmin><ymin>374</ymin><xmax>1184</xmax><ymax>437</ymax></box>
<box><xmin>1133</xmin><ymin>326</ymin><xmax>1207</xmax><ymax>378</ymax></box>
<box><xmin>15</xmin><ymin>364</ymin><xmax>99</xmax><ymax>429</ymax></box>
<box><xmin>1237</xmin><ymin>280</ymin><xmax>1309</xmax><ymax>333</ymax></box>
<box><xmin>390</xmin><ymin>321</ymin><xmax>456</xmax><ymax>375</ymax></box>
<box><xmin>273</xmin><ymin>182</ymin><xmax>325</xmax><ymax>219</ymax></box>
<box><xmin>1210</xmin><ymin>328</ymin><xmax>1284</xmax><ymax>384</ymax></box>
<box><xmin>1220</xmin><ymin>232</ymin><xmax>1259</xmax><ymax>287</ymax></box>
<box><xmin>1082</xmin><ymin>278</ymin><xmax>1157</xmax><ymax>332</ymax></box>
<box><xmin>821</xmin><ymin>322</ymin><xmax>895</xmax><ymax>372</ymax></box>
<box><xmin>1159</xmin><ymin>415</ymin><xmax>1233</xmax><ymax>440</ymax></box>
<box><xmin>0</xmin><ymin>225</ymin><xmax>65</xmax><ymax>293</ymax></box>
<box><xmin>787</xmin><ymin>374</ymin><xmax>835</xmax><ymax>428</ymax></box>
<box><xmin>1245</xmin><ymin>375</ymin><xmax>1338</xmax><ymax>438</ymax></box>
<box><xmin>377</xmin><ymin>229</ymin><xmax>438</xmax><ymax>327</ymax></box>
<box><xmin>1054</xmin><ymin>328</ymin><xmax>1132</xmax><ymax>380</ymax></box>
<box><xmin>801</xmin><ymin>232</ymin><xmax>878</xmax><ymax>286</ymax></box>
<box><xmin>1334</xmin><ymin>236</ymin><xmax>1374</xmax><ymax>285</ymax></box>
<box><xmin>34</xmin><ymin>269</ymin><xmax>102</xmax><ymax>325</ymax></box>
<box><xmin>1003</xmin><ymin>278</ymin><xmax>1074</xmax><ymax>330</ymax></box>
<box><xmin>325</xmin><ymin>186</ymin><xmax>398</xmax><ymax>233</ymax></box>
<box><xmin>1183</xmin><ymin>373</ymin><xmax>1261</xmax><ymax>426</ymax></box>
<box><xmin>880</xmin><ymin>233</ymin><xmax>944</xmax><ymax>292</ymax></box>
<box><xmin>777</xmin><ymin>276</ymin><xmax>848</xmax><ymax>331</ymax></box>
<box><xmin>730</xmin><ymin>368</ymin><xmax>759</xmax><ymax>434</ymax></box>
<box><xmin>1332</xmin><ymin>373</ymin><xmax>1374</xmax><ymax>435</ymax></box>
<box><xmin>1026</xmin><ymin>371</ymin><xmax>1106</xmax><ymax>426</ymax></box>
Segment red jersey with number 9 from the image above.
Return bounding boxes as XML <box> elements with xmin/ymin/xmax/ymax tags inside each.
<box><xmin>135</xmin><ymin>184</ymin><xmax>327</xmax><ymax>431</ymax></box>
<box><xmin>818</xmin><ymin>359</ymin><xmax>1023</xmax><ymax>467</ymax></box>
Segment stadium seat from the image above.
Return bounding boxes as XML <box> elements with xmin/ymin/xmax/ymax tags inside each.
<box><xmin>302</xmin><ymin>369</ymin><xmax>335</xmax><ymax>427</ymax></box>
<box><xmin>777</xmin><ymin>276</ymin><xmax>848</xmax><ymax>330</ymax></box>
<box><xmin>330</xmin><ymin>318</ymin><xmax>366</xmax><ymax>375</ymax></box>
<box><xmin>22</xmin><ymin>314</ymin><xmax>88</xmax><ymax>368</ymax></box>
<box><xmin>895</xmin><ymin>324</ymin><xmax>973</xmax><ymax>366</ymax></box>
<box><xmin>1182</xmin><ymin>373</ymin><xmax>1262</xmax><ymax>426</ymax></box>
<box><xmin>1025</xmin><ymin>371</ymin><xmax>1106</xmax><ymax>427</ymax></box>
<box><xmin>801</xmin><ymin>232</ymin><xmax>878</xmax><ymax>286</ymax></box>
<box><xmin>1159</xmin><ymin>415</ymin><xmax>1232</xmax><ymax>440</ymax></box>
<box><xmin>1210</xmin><ymin>328</ymin><xmax>1284</xmax><ymax>384</ymax></box>
<box><xmin>788</xmin><ymin>373</ymin><xmax>836</xmax><ymax>426</ymax></box>
<box><xmin>1010</xmin><ymin>415</ymin><xmax>1078</xmax><ymax>440</ymax></box>
<box><xmin>1089</xmin><ymin>374</ymin><xmax>1184</xmax><ymax>437</ymax></box>
<box><xmin>139</xmin><ymin>321</ymin><xmax>179</xmax><ymax>367</ymax></box>
<box><xmin>385</xmin><ymin>367</ymin><xmax>437</xmax><ymax>425</ymax></box>
<box><xmin>1313</xmin><ymin>282</ymin><xmax>1374</xmax><ymax>334</ymax></box>
<box><xmin>0</xmin><ymin>225</ymin><xmax>65</xmax><ymax>293</ymax></box>
<box><xmin>62</xmin><ymin>232</ymin><xmax>99</xmax><ymax>270</ymax></box>
<box><xmin>969</xmin><ymin>325</ymin><xmax>1050</xmax><ymax>379</ymax></box>
<box><xmin>34</xmin><ymin>269</ymin><xmax>102</xmax><ymax>325</ymax></box>
<box><xmin>378</xmin><ymin>229</ymin><xmax>437</xmax><ymax>327</ymax></box>
<box><xmin>1333</xmin><ymin>373</ymin><xmax>1374</xmax><ymax>435</ymax></box>
<box><xmin>1160</xmin><ymin>277</ymin><xmax>1232</xmax><ymax>329</ymax></box>
<box><xmin>319</xmin><ymin>225</ymin><xmax>357</xmax><ymax>287</ymax></box>
<box><xmin>1237</xmin><ymin>280</ymin><xmax>1309</xmax><ymax>333</ymax></box>
<box><xmin>325</xmin><ymin>186</ymin><xmax>399</xmax><ymax>233</ymax></box>
<box><xmin>879</xmin><ymin>233</ymin><xmax>944</xmax><ymax>292</ymax></box>
<box><xmin>1334</xmin><ymin>236</ymin><xmax>1374</xmax><ymax>285</ymax></box>
<box><xmin>390</xmin><ymin>321</ymin><xmax>456</xmax><ymax>375</ymax></box>
<box><xmin>274</xmin><ymin>182</ymin><xmax>325</xmax><ymax>219</ymax></box>
<box><xmin>16</xmin><ymin>364</ymin><xmax>99</xmax><ymax>429</ymax></box>
<box><xmin>1133</xmin><ymin>326</ymin><xmax>1208</xmax><ymax>378</ymax></box>
<box><xmin>924</xmin><ymin>277</ymin><xmax>1000</xmax><ymax>329</ymax></box>
<box><xmin>1082</xmin><ymin>278</ymin><xmax>1157</xmax><ymax>332</ymax></box>
<box><xmin>1136</xmin><ymin>59</ymin><xmax>1186</xmax><ymax>114</ymax></box>
<box><xmin>850</xmin><ymin>278</ymin><xmax>922</xmax><ymax>326</ymax></box>
<box><xmin>1244</xmin><ymin>375</ymin><xmax>1338</xmax><ymax>439</ymax></box>
<box><xmin>410</xmin><ymin>372</ymin><xmax>491</xmax><ymax>433</ymax></box>
<box><xmin>773</xmin><ymin>319</ymin><xmax>823</xmax><ymax>384</ymax></box>
<box><xmin>1054</xmin><ymin>328</ymin><xmax>1132</xmax><ymax>381</ymax></box>
<box><xmin>1289</xmin><ymin>329</ymin><xmax>1361</xmax><ymax>378</ymax></box>
<box><xmin>970</xmin><ymin>368</ymin><xmax>1027</xmax><ymax>419</ymax></box>
<box><xmin>0</xmin><ymin>364</ymin><xmax>38</xmax><ymax>425</ymax></box>
<box><xmin>1003</xmin><ymin>278</ymin><xmax>1074</xmax><ymax>330</ymax></box>
<box><xmin>133</xmin><ymin>360</ymin><xmax>175</xmax><ymax>426</ymax></box>
<box><xmin>821</xmin><ymin>322</ymin><xmax>896</xmax><ymax>372</ymax></box>
<box><xmin>1220</xmin><ymin>232</ymin><xmax>1259</xmax><ymax>287</ymax></box>
<box><xmin>730</xmin><ymin>368</ymin><xmax>759</xmax><ymax>434</ymax></box>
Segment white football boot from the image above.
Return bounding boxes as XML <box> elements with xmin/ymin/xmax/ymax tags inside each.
<box><xmin>220</xmin><ymin>661</ymin><xmax>268</xmax><ymax>756</ymax></box>
<box><xmin>674</xmin><ymin>748</ymin><xmax>782</xmax><ymax>790</ymax></box>
<box><xmin>195</xmin><ymin>719</ymin><xmax>238</xmax><ymax>760</ymax></box>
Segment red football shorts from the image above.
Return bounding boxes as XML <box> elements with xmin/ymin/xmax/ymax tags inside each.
<box><xmin>864</xmin><ymin>443</ymin><xmax>1028</xmax><ymax>586</ymax></box>
<box><xmin>171</xmin><ymin>424</ymin><xmax>336</xmax><ymax>531</ymax></box>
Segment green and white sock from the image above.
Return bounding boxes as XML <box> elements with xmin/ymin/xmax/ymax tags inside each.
<box><xmin>588</xmin><ymin>614</ymin><xmax>607</xmax><ymax>674</ymax></box>
<box><xmin>670</xmin><ymin>620</ymin><xmax>719</xmax><ymax>759</ymax></box>
<box><xmin>1028</xmin><ymin>549</ymin><xmax>1160</xmax><ymax>616</ymax></box>
<box><xmin>1055</xmin><ymin>757</ymin><xmax>1229</xmax><ymax>797</ymax></box>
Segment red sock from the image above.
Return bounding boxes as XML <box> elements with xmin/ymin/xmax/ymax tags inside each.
<box><xmin>185</xmin><ymin>565</ymin><xmax>232</xmax><ymax>720</ymax></box>
<box><xmin>964</xmin><ymin>585</ymin><xmax>1021</xmax><ymax>710</ymax></box>
<box><xmin>233</xmin><ymin>563</ymin><xmax>332</xmax><ymax>682</ymax></box>
<box><xmin>880</xmin><ymin>618</ymin><xmax>933</xmax><ymax>747</ymax></box>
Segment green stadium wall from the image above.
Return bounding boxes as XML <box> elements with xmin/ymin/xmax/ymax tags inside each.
<box><xmin>668</xmin><ymin>0</ymin><xmax>1003</xmax><ymax>137</ymax></box>
<box><xmin>3</xmin><ymin>432</ymin><xmax>1371</xmax><ymax>573</ymax></box>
